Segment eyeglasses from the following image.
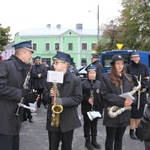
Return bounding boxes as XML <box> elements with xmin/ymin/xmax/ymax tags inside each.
<box><xmin>53</xmin><ymin>61</ymin><xmax>66</xmax><ymax>65</ymax></box>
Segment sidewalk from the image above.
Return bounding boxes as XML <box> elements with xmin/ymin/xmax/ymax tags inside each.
<box><xmin>20</xmin><ymin>105</ymin><xmax>145</xmax><ymax>150</ymax></box>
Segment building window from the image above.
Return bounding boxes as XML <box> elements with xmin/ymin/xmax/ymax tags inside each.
<box><xmin>55</xmin><ymin>43</ymin><xmax>59</xmax><ymax>51</ymax></box>
<box><xmin>81</xmin><ymin>58</ymin><xmax>87</xmax><ymax>66</ymax></box>
<box><xmin>46</xmin><ymin>43</ymin><xmax>50</xmax><ymax>51</ymax></box>
<box><xmin>33</xmin><ymin>43</ymin><xmax>37</xmax><ymax>51</ymax></box>
<box><xmin>68</xmin><ymin>43</ymin><xmax>73</xmax><ymax>50</ymax></box>
<box><xmin>82</xmin><ymin>43</ymin><xmax>87</xmax><ymax>50</ymax></box>
<box><xmin>91</xmin><ymin>43</ymin><xmax>96</xmax><ymax>50</ymax></box>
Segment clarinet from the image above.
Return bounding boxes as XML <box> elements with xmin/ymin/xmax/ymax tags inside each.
<box><xmin>15</xmin><ymin>71</ymin><xmax>31</xmax><ymax>116</ymax></box>
<box><xmin>90</xmin><ymin>80</ymin><xmax>94</xmax><ymax>111</ymax></box>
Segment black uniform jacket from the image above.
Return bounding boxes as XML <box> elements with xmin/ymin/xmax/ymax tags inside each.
<box><xmin>43</xmin><ymin>70</ymin><xmax>82</xmax><ymax>133</ymax></box>
<box><xmin>126</xmin><ymin>61</ymin><xmax>149</xmax><ymax>105</ymax></box>
<box><xmin>0</xmin><ymin>55</ymin><xmax>27</xmax><ymax>135</ymax></box>
<box><xmin>138</xmin><ymin>102</ymin><xmax>150</xmax><ymax>142</ymax></box>
<box><xmin>30</xmin><ymin>64</ymin><xmax>47</xmax><ymax>89</ymax></box>
<box><xmin>92</xmin><ymin>60</ymin><xmax>103</xmax><ymax>82</ymax></box>
<box><xmin>81</xmin><ymin>79</ymin><xmax>103</xmax><ymax>115</ymax></box>
<box><xmin>101</xmin><ymin>73</ymin><xmax>133</xmax><ymax>127</ymax></box>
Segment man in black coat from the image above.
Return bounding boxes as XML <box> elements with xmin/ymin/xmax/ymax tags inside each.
<box><xmin>30</xmin><ymin>56</ymin><xmax>47</xmax><ymax>108</ymax></box>
<box><xmin>43</xmin><ymin>51</ymin><xmax>82</xmax><ymax>150</ymax></box>
<box><xmin>91</xmin><ymin>54</ymin><xmax>103</xmax><ymax>82</ymax></box>
<box><xmin>138</xmin><ymin>93</ymin><xmax>150</xmax><ymax>150</ymax></box>
<box><xmin>0</xmin><ymin>41</ymin><xmax>39</xmax><ymax>150</ymax></box>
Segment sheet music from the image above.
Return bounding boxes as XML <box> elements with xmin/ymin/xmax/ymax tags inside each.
<box><xmin>87</xmin><ymin>111</ymin><xmax>101</xmax><ymax>121</ymax></box>
<box><xmin>119</xmin><ymin>92</ymin><xmax>135</xmax><ymax>100</ymax></box>
<box><xmin>47</xmin><ymin>71</ymin><xmax>64</xmax><ymax>83</ymax></box>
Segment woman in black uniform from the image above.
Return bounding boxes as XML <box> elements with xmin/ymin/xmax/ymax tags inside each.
<box><xmin>101</xmin><ymin>54</ymin><xmax>134</xmax><ymax>150</ymax></box>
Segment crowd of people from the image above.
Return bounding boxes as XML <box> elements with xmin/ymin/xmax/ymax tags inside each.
<box><xmin>0</xmin><ymin>40</ymin><xmax>150</xmax><ymax>150</ymax></box>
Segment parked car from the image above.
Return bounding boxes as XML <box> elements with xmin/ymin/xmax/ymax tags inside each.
<box><xmin>77</xmin><ymin>66</ymin><xmax>87</xmax><ymax>81</ymax></box>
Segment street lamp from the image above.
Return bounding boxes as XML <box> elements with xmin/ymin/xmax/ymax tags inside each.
<box><xmin>97</xmin><ymin>5</ymin><xmax>99</xmax><ymax>43</ymax></box>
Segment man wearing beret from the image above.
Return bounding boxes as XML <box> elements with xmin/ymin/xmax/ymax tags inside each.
<box><xmin>30</xmin><ymin>56</ymin><xmax>47</xmax><ymax>108</ymax></box>
<box><xmin>91</xmin><ymin>54</ymin><xmax>103</xmax><ymax>82</ymax></box>
<box><xmin>43</xmin><ymin>51</ymin><xmax>83</xmax><ymax>150</ymax></box>
<box><xmin>0</xmin><ymin>41</ymin><xmax>39</xmax><ymax>150</ymax></box>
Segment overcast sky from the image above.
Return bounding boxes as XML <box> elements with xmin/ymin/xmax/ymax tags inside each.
<box><xmin>0</xmin><ymin>0</ymin><xmax>122</xmax><ymax>39</ymax></box>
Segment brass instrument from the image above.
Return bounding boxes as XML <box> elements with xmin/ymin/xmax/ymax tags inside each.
<box><xmin>15</xmin><ymin>71</ymin><xmax>31</xmax><ymax>116</ymax></box>
<box><xmin>107</xmin><ymin>76</ymin><xmax>141</xmax><ymax>118</ymax></box>
<box><xmin>51</xmin><ymin>83</ymin><xmax>63</xmax><ymax>128</ymax></box>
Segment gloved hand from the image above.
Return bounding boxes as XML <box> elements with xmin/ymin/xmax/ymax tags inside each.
<box><xmin>22</xmin><ymin>89</ymin><xmax>38</xmax><ymax>103</ymax></box>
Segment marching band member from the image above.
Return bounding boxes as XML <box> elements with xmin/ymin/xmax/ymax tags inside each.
<box><xmin>126</xmin><ymin>51</ymin><xmax>149</xmax><ymax>140</ymax></box>
<box><xmin>43</xmin><ymin>51</ymin><xmax>82</xmax><ymax>150</ymax></box>
<box><xmin>101</xmin><ymin>54</ymin><xmax>134</xmax><ymax>150</ymax></box>
<box><xmin>0</xmin><ymin>41</ymin><xmax>39</xmax><ymax>150</ymax></box>
<box><xmin>81</xmin><ymin>64</ymin><xmax>103</xmax><ymax>150</ymax></box>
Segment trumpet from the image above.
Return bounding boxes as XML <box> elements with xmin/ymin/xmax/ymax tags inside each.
<box><xmin>51</xmin><ymin>83</ymin><xmax>63</xmax><ymax>128</ymax></box>
<box><xmin>107</xmin><ymin>76</ymin><xmax>141</xmax><ymax>118</ymax></box>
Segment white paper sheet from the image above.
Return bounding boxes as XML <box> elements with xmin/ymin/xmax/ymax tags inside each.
<box><xmin>47</xmin><ymin>71</ymin><xmax>64</xmax><ymax>83</ymax></box>
<box><xmin>19</xmin><ymin>103</ymin><xmax>36</xmax><ymax>112</ymax></box>
<box><xmin>119</xmin><ymin>92</ymin><xmax>135</xmax><ymax>100</ymax></box>
<box><xmin>87</xmin><ymin>111</ymin><xmax>101</xmax><ymax>121</ymax></box>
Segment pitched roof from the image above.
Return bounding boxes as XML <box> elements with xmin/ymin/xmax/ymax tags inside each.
<box><xmin>18</xmin><ymin>27</ymin><xmax>103</xmax><ymax>37</ymax></box>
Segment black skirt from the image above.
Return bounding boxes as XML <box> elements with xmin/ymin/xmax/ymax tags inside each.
<box><xmin>131</xmin><ymin>105</ymin><xmax>145</xmax><ymax>119</ymax></box>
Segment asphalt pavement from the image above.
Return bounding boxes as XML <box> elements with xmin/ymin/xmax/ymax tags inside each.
<box><xmin>20</xmin><ymin>104</ymin><xmax>145</xmax><ymax>150</ymax></box>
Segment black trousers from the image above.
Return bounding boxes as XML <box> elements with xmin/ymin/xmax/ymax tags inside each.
<box><xmin>83</xmin><ymin>114</ymin><xmax>99</xmax><ymax>138</ymax></box>
<box><xmin>35</xmin><ymin>88</ymin><xmax>46</xmax><ymax>107</ymax></box>
<box><xmin>23</xmin><ymin>102</ymin><xmax>32</xmax><ymax>120</ymax></box>
<box><xmin>48</xmin><ymin>130</ymin><xmax>74</xmax><ymax>150</ymax></box>
<box><xmin>105</xmin><ymin>126</ymin><xmax>126</xmax><ymax>150</ymax></box>
<box><xmin>0</xmin><ymin>134</ymin><xmax>19</xmax><ymax>150</ymax></box>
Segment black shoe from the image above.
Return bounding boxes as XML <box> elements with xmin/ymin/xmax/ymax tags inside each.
<box><xmin>130</xmin><ymin>129</ymin><xmax>138</xmax><ymax>140</ymax></box>
<box><xmin>92</xmin><ymin>136</ymin><xmax>101</xmax><ymax>149</ymax></box>
<box><xmin>29</xmin><ymin>118</ymin><xmax>34</xmax><ymax>123</ymax></box>
<box><xmin>92</xmin><ymin>141</ymin><xmax>101</xmax><ymax>149</ymax></box>
<box><xmin>85</xmin><ymin>139</ymin><xmax>94</xmax><ymax>150</ymax></box>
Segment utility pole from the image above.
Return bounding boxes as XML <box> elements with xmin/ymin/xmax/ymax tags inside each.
<box><xmin>97</xmin><ymin>5</ymin><xmax>99</xmax><ymax>43</ymax></box>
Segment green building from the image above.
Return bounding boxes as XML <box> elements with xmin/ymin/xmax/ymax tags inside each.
<box><xmin>14</xmin><ymin>23</ymin><xmax>102</xmax><ymax>66</ymax></box>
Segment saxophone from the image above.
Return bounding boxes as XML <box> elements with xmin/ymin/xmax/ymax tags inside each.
<box><xmin>107</xmin><ymin>76</ymin><xmax>141</xmax><ymax>118</ymax></box>
<box><xmin>51</xmin><ymin>83</ymin><xmax>63</xmax><ymax>128</ymax></box>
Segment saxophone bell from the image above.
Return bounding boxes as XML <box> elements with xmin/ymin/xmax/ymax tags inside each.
<box><xmin>51</xmin><ymin>104</ymin><xmax>63</xmax><ymax>127</ymax></box>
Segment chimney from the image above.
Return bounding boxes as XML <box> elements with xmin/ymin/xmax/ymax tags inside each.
<box><xmin>56</xmin><ymin>24</ymin><xmax>61</xmax><ymax>28</ymax></box>
<box><xmin>46</xmin><ymin>24</ymin><xmax>51</xmax><ymax>28</ymax></box>
<box><xmin>76</xmin><ymin>23</ymin><xmax>83</xmax><ymax>29</ymax></box>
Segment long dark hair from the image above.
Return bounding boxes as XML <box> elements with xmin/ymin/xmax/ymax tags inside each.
<box><xmin>110</xmin><ymin>63</ymin><xmax>131</xmax><ymax>88</ymax></box>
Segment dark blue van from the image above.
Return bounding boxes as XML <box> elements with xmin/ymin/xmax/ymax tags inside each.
<box><xmin>100</xmin><ymin>50</ymin><xmax>150</xmax><ymax>74</ymax></box>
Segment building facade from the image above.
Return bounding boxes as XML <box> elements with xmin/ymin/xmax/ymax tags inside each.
<box><xmin>13</xmin><ymin>23</ymin><xmax>102</xmax><ymax>66</ymax></box>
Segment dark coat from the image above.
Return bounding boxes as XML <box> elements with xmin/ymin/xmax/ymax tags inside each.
<box><xmin>138</xmin><ymin>102</ymin><xmax>150</xmax><ymax>142</ymax></box>
<box><xmin>0</xmin><ymin>55</ymin><xmax>27</xmax><ymax>135</ymax></box>
<box><xmin>30</xmin><ymin>64</ymin><xmax>47</xmax><ymax>89</ymax></box>
<box><xmin>101</xmin><ymin>73</ymin><xmax>133</xmax><ymax>127</ymax></box>
<box><xmin>43</xmin><ymin>70</ymin><xmax>82</xmax><ymax>133</ymax></box>
<box><xmin>126</xmin><ymin>61</ymin><xmax>149</xmax><ymax>105</ymax></box>
<box><xmin>92</xmin><ymin>60</ymin><xmax>103</xmax><ymax>82</ymax></box>
<box><xmin>81</xmin><ymin>79</ymin><xmax>103</xmax><ymax>115</ymax></box>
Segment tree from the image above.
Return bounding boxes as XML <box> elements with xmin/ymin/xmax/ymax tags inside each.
<box><xmin>0</xmin><ymin>23</ymin><xmax>11</xmax><ymax>51</ymax></box>
<box><xmin>118</xmin><ymin>0</ymin><xmax>150</xmax><ymax>50</ymax></box>
<box><xmin>93</xmin><ymin>19</ymin><xmax>122</xmax><ymax>53</ymax></box>
<box><xmin>95</xmin><ymin>0</ymin><xmax>150</xmax><ymax>52</ymax></box>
